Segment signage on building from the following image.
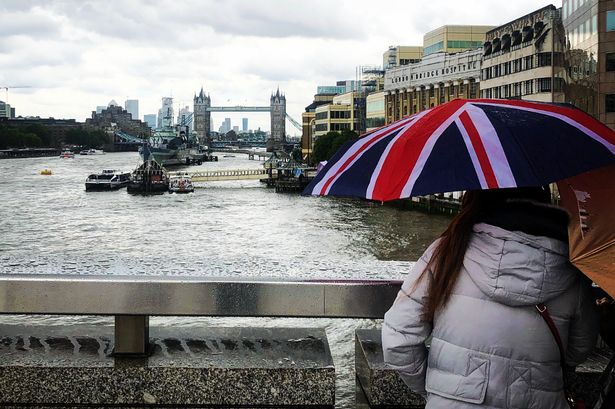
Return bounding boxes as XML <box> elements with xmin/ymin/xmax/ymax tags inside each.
<box><xmin>486</xmin><ymin>6</ymin><xmax>554</xmax><ymax>41</ymax></box>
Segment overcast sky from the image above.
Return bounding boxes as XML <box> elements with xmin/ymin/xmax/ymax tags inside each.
<box><xmin>0</xmin><ymin>0</ymin><xmax>551</xmax><ymax>134</ymax></box>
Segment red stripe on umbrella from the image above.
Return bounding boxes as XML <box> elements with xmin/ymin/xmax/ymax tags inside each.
<box><xmin>459</xmin><ymin>110</ymin><xmax>499</xmax><ymax>189</ymax></box>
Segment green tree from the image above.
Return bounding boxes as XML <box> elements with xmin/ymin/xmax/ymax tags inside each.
<box><xmin>312</xmin><ymin>131</ymin><xmax>338</xmax><ymax>164</ymax></box>
<box><xmin>328</xmin><ymin>129</ymin><xmax>358</xmax><ymax>159</ymax></box>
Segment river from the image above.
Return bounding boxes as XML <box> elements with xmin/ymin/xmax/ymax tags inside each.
<box><xmin>0</xmin><ymin>151</ymin><xmax>451</xmax><ymax>407</ymax></box>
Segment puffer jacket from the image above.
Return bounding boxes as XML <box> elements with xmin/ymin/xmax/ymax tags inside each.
<box><xmin>382</xmin><ymin>222</ymin><xmax>599</xmax><ymax>409</ymax></box>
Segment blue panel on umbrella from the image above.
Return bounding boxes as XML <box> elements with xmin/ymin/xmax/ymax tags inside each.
<box><xmin>327</xmin><ymin>129</ymin><xmax>403</xmax><ymax>197</ymax></box>
<box><xmin>477</xmin><ymin>104</ymin><xmax>615</xmax><ymax>186</ymax></box>
<box><xmin>411</xmin><ymin>124</ymin><xmax>481</xmax><ymax>196</ymax></box>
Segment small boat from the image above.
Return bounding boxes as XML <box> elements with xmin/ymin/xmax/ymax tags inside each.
<box><xmin>223</xmin><ymin>155</ymin><xmax>236</xmax><ymax>158</ymax></box>
<box><xmin>85</xmin><ymin>169</ymin><xmax>131</xmax><ymax>191</ymax></box>
<box><xmin>40</xmin><ymin>169</ymin><xmax>53</xmax><ymax>175</ymax></box>
<box><xmin>168</xmin><ymin>173</ymin><xmax>194</xmax><ymax>194</ymax></box>
<box><xmin>80</xmin><ymin>149</ymin><xmax>105</xmax><ymax>155</ymax></box>
<box><xmin>60</xmin><ymin>150</ymin><xmax>75</xmax><ymax>159</ymax></box>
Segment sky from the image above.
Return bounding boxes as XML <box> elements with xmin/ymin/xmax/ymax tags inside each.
<box><xmin>0</xmin><ymin>0</ymin><xmax>552</xmax><ymax>135</ymax></box>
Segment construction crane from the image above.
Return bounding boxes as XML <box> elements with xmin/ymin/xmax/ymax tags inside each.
<box><xmin>0</xmin><ymin>86</ymin><xmax>32</xmax><ymax>104</ymax></box>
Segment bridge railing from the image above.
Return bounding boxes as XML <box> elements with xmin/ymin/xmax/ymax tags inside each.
<box><xmin>0</xmin><ymin>275</ymin><xmax>401</xmax><ymax>355</ymax></box>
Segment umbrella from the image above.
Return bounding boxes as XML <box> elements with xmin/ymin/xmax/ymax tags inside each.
<box><xmin>303</xmin><ymin>98</ymin><xmax>615</xmax><ymax>202</ymax></box>
<box><xmin>558</xmin><ymin>163</ymin><xmax>615</xmax><ymax>297</ymax></box>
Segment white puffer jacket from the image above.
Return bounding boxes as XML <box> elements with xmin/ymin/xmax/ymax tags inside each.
<box><xmin>382</xmin><ymin>223</ymin><xmax>599</xmax><ymax>409</ymax></box>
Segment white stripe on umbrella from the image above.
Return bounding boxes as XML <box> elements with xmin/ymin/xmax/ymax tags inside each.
<box><xmin>475</xmin><ymin>102</ymin><xmax>615</xmax><ymax>154</ymax></box>
<box><xmin>400</xmin><ymin>103</ymin><xmax>469</xmax><ymax>197</ymax></box>
<box><xmin>465</xmin><ymin>104</ymin><xmax>517</xmax><ymax>188</ymax></box>
<box><xmin>311</xmin><ymin>115</ymin><xmax>417</xmax><ymax>195</ymax></box>
<box><xmin>455</xmin><ymin>117</ymin><xmax>489</xmax><ymax>189</ymax></box>
<box><xmin>366</xmin><ymin>110</ymin><xmax>430</xmax><ymax>200</ymax></box>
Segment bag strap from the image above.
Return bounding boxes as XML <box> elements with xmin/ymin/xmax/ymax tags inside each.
<box><xmin>536</xmin><ymin>304</ymin><xmax>569</xmax><ymax>385</ymax></box>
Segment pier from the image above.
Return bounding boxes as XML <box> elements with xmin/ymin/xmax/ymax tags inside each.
<box><xmin>169</xmin><ymin>168</ymin><xmax>276</xmax><ymax>182</ymax></box>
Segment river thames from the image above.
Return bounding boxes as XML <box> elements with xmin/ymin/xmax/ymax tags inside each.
<box><xmin>0</xmin><ymin>152</ymin><xmax>451</xmax><ymax>407</ymax></box>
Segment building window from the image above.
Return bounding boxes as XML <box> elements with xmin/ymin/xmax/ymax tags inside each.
<box><xmin>608</xmin><ymin>11</ymin><xmax>615</xmax><ymax>32</ymax></box>
<box><xmin>537</xmin><ymin>78</ymin><xmax>552</xmax><ymax>92</ymax></box>
<box><xmin>538</xmin><ymin>53</ymin><xmax>552</xmax><ymax>67</ymax></box>
<box><xmin>607</xmin><ymin>54</ymin><xmax>615</xmax><ymax>71</ymax></box>
<box><xmin>607</xmin><ymin>95</ymin><xmax>615</xmax><ymax>112</ymax></box>
<box><xmin>524</xmin><ymin>80</ymin><xmax>534</xmax><ymax>95</ymax></box>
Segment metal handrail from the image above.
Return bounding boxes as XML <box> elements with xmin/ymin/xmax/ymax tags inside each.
<box><xmin>0</xmin><ymin>275</ymin><xmax>402</xmax><ymax>355</ymax></box>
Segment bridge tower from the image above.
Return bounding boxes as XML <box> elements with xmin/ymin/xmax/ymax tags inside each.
<box><xmin>268</xmin><ymin>88</ymin><xmax>286</xmax><ymax>152</ymax></box>
<box><xmin>193</xmin><ymin>87</ymin><xmax>211</xmax><ymax>145</ymax></box>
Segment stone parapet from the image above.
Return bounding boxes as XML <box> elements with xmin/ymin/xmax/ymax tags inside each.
<box><xmin>0</xmin><ymin>325</ymin><xmax>335</xmax><ymax>408</ymax></box>
<box><xmin>355</xmin><ymin>329</ymin><xmax>612</xmax><ymax>409</ymax></box>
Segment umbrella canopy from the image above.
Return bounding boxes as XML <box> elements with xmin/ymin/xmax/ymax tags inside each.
<box><xmin>558</xmin><ymin>163</ymin><xmax>615</xmax><ymax>298</ymax></box>
<box><xmin>303</xmin><ymin>99</ymin><xmax>615</xmax><ymax>201</ymax></box>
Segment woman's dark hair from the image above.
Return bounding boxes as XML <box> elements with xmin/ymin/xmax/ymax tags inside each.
<box><xmin>417</xmin><ymin>187</ymin><xmax>552</xmax><ymax>321</ymax></box>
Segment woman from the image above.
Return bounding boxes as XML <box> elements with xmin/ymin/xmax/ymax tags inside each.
<box><xmin>382</xmin><ymin>187</ymin><xmax>599</xmax><ymax>408</ymax></box>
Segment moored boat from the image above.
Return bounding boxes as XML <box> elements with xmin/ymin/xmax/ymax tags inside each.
<box><xmin>85</xmin><ymin>169</ymin><xmax>130</xmax><ymax>191</ymax></box>
<box><xmin>80</xmin><ymin>149</ymin><xmax>105</xmax><ymax>155</ymax></box>
<box><xmin>127</xmin><ymin>148</ymin><xmax>169</xmax><ymax>194</ymax></box>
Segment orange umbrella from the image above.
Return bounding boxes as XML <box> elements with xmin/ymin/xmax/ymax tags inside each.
<box><xmin>558</xmin><ymin>164</ymin><xmax>615</xmax><ymax>298</ymax></box>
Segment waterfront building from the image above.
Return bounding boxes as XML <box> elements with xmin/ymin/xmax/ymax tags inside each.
<box><xmin>302</xmin><ymin>93</ymin><xmax>336</xmax><ymax>160</ymax></box>
<box><xmin>0</xmin><ymin>101</ymin><xmax>12</xmax><ymax>118</ymax></box>
<box><xmin>269</xmin><ymin>89</ymin><xmax>286</xmax><ymax>150</ymax></box>
<box><xmin>125</xmin><ymin>99</ymin><xmax>139</xmax><ymax>120</ymax></box>
<box><xmin>95</xmin><ymin>106</ymin><xmax>106</xmax><ymax>114</ymax></box>
<box><xmin>384</xmin><ymin>49</ymin><xmax>482</xmax><ymax>123</ymax></box>
<box><xmin>383</xmin><ymin>46</ymin><xmax>423</xmax><ymax>69</ymax></box>
<box><xmin>85</xmin><ymin>105</ymin><xmax>151</xmax><ymax>137</ymax></box>
<box><xmin>561</xmin><ymin>0</ymin><xmax>613</xmax><ymax>128</ymax></box>
<box><xmin>193</xmin><ymin>87</ymin><xmax>211</xmax><ymax>143</ymax></box>
<box><xmin>242</xmin><ymin>118</ymin><xmax>248</xmax><ymax>132</ymax></box>
<box><xmin>160</xmin><ymin>97</ymin><xmax>174</xmax><ymax>128</ymax></box>
<box><xmin>1</xmin><ymin>116</ymin><xmax>81</xmax><ymax>143</ymax></box>
<box><xmin>423</xmin><ymin>25</ymin><xmax>495</xmax><ymax>56</ymax></box>
<box><xmin>366</xmin><ymin>91</ymin><xmax>386</xmax><ymax>132</ymax></box>
<box><xmin>480</xmin><ymin>5</ymin><xmax>565</xmax><ymax>103</ymax></box>
<box><xmin>143</xmin><ymin>114</ymin><xmax>156</xmax><ymax>129</ymax></box>
<box><xmin>313</xmin><ymin>91</ymin><xmax>365</xmax><ymax>138</ymax></box>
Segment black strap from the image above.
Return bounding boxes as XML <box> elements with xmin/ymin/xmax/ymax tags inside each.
<box><xmin>536</xmin><ymin>304</ymin><xmax>570</xmax><ymax>386</ymax></box>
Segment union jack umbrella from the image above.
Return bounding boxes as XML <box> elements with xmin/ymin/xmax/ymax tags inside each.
<box><xmin>303</xmin><ymin>99</ymin><xmax>615</xmax><ymax>202</ymax></box>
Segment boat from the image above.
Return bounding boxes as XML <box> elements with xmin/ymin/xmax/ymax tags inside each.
<box><xmin>139</xmin><ymin>127</ymin><xmax>210</xmax><ymax>166</ymax></box>
<box><xmin>80</xmin><ymin>149</ymin><xmax>105</xmax><ymax>155</ymax></box>
<box><xmin>128</xmin><ymin>147</ymin><xmax>169</xmax><ymax>194</ymax></box>
<box><xmin>59</xmin><ymin>150</ymin><xmax>75</xmax><ymax>159</ymax></box>
<box><xmin>40</xmin><ymin>169</ymin><xmax>53</xmax><ymax>175</ymax></box>
<box><xmin>168</xmin><ymin>173</ymin><xmax>194</xmax><ymax>194</ymax></box>
<box><xmin>85</xmin><ymin>169</ymin><xmax>131</xmax><ymax>191</ymax></box>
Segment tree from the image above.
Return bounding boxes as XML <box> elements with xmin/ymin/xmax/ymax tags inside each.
<box><xmin>311</xmin><ymin>129</ymin><xmax>359</xmax><ymax>164</ymax></box>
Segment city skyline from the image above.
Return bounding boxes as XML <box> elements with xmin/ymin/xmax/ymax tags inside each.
<box><xmin>1</xmin><ymin>0</ymin><xmax>546</xmax><ymax>132</ymax></box>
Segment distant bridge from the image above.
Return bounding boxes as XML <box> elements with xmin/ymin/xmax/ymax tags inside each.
<box><xmin>170</xmin><ymin>168</ymin><xmax>276</xmax><ymax>182</ymax></box>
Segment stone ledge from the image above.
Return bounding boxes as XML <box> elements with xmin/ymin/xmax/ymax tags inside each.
<box><xmin>355</xmin><ymin>329</ymin><xmax>612</xmax><ymax>408</ymax></box>
<box><xmin>0</xmin><ymin>325</ymin><xmax>335</xmax><ymax>408</ymax></box>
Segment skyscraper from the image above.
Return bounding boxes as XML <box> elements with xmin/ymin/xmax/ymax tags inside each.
<box><xmin>95</xmin><ymin>106</ymin><xmax>106</xmax><ymax>114</ymax></box>
<box><xmin>125</xmin><ymin>99</ymin><xmax>139</xmax><ymax>120</ymax></box>
<box><xmin>224</xmin><ymin>118</ymin><xmax>231</xmax><ymax>133</ymax></box>
<box><xmin>143</xmin><ymin>114</ymin><xmax>157</xmax><ymax>129</ymax></box>
<box><xmin>242</xmin><ymin>118</ymin><xmax>248</xmax><ymax>132</ymax></box>
<box><xmin>160</xmin><ymin>97</ymin><xmax>174</xmax><ymax>128</ymax></box>
<box><xmin>177</xmin><ymin>106</ymin><xmax>192</xmax><ymax>133</ymax></box>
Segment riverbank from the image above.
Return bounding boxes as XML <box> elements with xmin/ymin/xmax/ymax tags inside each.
<box><xmin>0</xmin><ymin>148</ymin><xmax>60</xmax><ymax>159</ymax></box>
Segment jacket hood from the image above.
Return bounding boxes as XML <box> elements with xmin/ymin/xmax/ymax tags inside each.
<box><xmin>463</xmin><ymin>223</ymin><xmax>578</xmax><ymax>307</ymax></box>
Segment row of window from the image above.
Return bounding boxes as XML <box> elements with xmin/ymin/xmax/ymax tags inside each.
<box><xmin>366</xmin><ymin>117</ymin><xmax>386</xmax><ymax>128</ymax></box>
<box><xmin>480</xmin><ymin>78</ymin><xmax>565</xmax><ymax>98</ymax></box>
<box><xmin>447</xmin><ymin>40</ymin><xmax>483</xmax><ymax>49</ymax></box>
<box><xmin>482</xmin><ymin>53</ymin><xmax>559</xmax><ymax>80</ymax></box>
<box><xmin>390</xmin><ymin>61</ymin><xmax>479</xmax><ymax>84</ymax></box>
<box><xmin>424</xmin><ymin>41</ymin><xmax>444</xmax><ymax>56</ymax></box>
<box><xmin>567</xmin><ymin>14</ymin><xmax>598</xmax><ymax>48</ymax></box>
<box><xmin>314</xmin><ymin>123</ymin><xmax>352</xmax><ymax>132</ymax></box>
<box><xmin>563</xmin><ymin>0</ymin><xmax>591</xmax><ymax>20</ymax></box>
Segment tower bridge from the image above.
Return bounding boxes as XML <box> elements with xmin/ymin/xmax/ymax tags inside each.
<box><xmin>193</xmin><ymin>87</ymin><xmax>300</xmax><ymax>152</ymax></box>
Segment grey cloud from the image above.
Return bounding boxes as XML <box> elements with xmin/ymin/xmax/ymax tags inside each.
<box><xmin>0</xmin><ymin>9</ymin><xmax>61</xmax><ymax>38</ymax></box>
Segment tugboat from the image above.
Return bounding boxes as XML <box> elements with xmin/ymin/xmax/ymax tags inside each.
<box><xmin>85</xmin><ymin>169</ymin><xmax>130</xmax><ymax>191</ymax></box>
<box><xmin>127</xmin><ymin>145</ymin><xmax>169</xmax><ymax>194</ymax></box>
<box><xmin>168</xmin><ymin>173</ymin><xmax>194</xmax><ymax>194</ymax></box>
